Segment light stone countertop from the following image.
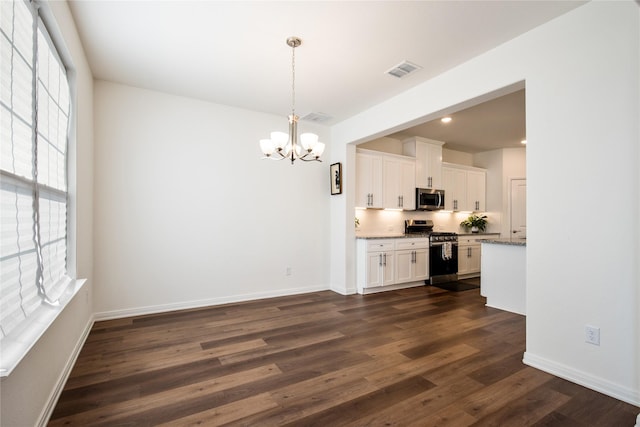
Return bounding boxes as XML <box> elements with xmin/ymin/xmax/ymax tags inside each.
<box><xmin>481</xmin><ymin>238</ymin><xmax>526</xmax><ymax>246</ymax></box>
<box><xmin>355</xmin><ymin>232</ymin><xmax>501</xmax><ymax>240</ymax></box>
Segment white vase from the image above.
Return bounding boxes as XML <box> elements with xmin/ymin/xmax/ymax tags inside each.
<box><xmin>471</xmin><ymin>226</ymin><xmax>479</xmax><ymax>233</ymax></box>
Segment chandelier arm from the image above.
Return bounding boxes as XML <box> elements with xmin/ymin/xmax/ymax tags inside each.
<box><xmin>298</xmin><ymin>152</ymin><xmax>322</xmax><ymax>162</ymax></box>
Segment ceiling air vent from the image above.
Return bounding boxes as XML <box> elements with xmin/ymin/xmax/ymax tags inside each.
<box><xmin>301</xmin><ymin>112</ymin><xmax>332</xmax><ymax>123</ymax></box>
<box><xmin>386</xmin><ymin>61</ymin><xmax>422</xmax><ymax>78</ymax></box>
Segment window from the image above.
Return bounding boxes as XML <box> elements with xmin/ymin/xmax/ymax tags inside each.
<box><xmin>1</xmin><ymin>0</ymin><xmax>75</xmax><ymax>375</ymax></box>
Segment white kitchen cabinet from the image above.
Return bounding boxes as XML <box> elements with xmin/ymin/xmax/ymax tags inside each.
<box><xmin>356</xmin><ymin>151</ymin><xmax>383</xmax><ymax>208</ymax></box>
<box><xmin>395</xmin><ymin>239</ymin><xmax>429</xmax><ymax>284</ymax></box>
<box><xmin>458</xmin><ymin>242</ymin><xmax>482</xmax><ymax>277</ymax></box>
<box><xmin>466</xmin><ymin>170</ymin><xmax>486</xmax><ymax>212</ymax></box>
<box><xmin>383</xmin><ymin>156</ymin><xmax>416</xmax><ymax>210</ymax></box>
<box><xmin>360</xmin><ymin>240</ymin><xmax>395</xmax><ymax>289</ymax></box>
<box><xmin>402</xmin><ymin>137</ymin><xmax>444</xmax><ymax>190</ymax></box>
<box><xmin>442</xmin><ymin>166</ymin><xmax>467</xmax><ymax>211</ymax></box>
<box><xmin>457</xmin><ymin>234</ymin><xmax>498</xmax><ymax>278</ymax></box>
<box><xmin>442</xmin><ymin>163</ymin><xmax>486</xmax><ymax>212</ymax></box>
<box><xmin>357</xmin><ymin>238</ymin><xmax>428</xmax><ymax>293</ymax></box>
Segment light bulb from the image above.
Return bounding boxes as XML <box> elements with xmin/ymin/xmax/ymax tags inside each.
<box><xmin>260</xmin><ymin>139</ymin><xmax>275</xmax><ymax>156</ymax></box>
<box><xmin>300</xmin><ymin>133</ymin><xmax>319</xmax><ymax>151</ymax></box>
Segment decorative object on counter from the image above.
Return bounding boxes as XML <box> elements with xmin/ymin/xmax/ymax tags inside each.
<box><xmin>354</xmin><ymin>217</ymin><xmax>360</xmax><ymax>228</ymax></box>
<box><xmin>331</xmin><ymin>162</ymin><xmax>342</xmax><ymax>194</ymax></box>
<box><xmin>259</xmin><ymin>37</ymin><xmax>325</xmax><ymax>164</ymax></box>
<box><xmin>460</xmin><ymin>214</ymin><xmax>488</xmax><ymax>233</ymax></box>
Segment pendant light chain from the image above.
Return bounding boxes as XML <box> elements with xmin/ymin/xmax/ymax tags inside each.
<box><xmin>291</xmin><ymin>42</ymin><xmax>296</xmax><ymax>116</ymax></box>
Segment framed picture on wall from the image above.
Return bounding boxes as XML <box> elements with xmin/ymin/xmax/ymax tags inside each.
<box><xmin>330</xmin><ymin>162</ymin><xmax>342</xmax><ymax>195</ymax></box>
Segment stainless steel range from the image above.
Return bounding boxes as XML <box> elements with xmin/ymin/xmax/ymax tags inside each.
<box><xmin>404</xmin><ymin>220</ymin><xmax>458</xmax><ymax>285</ymax></box>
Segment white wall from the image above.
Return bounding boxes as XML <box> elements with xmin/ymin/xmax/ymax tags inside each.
<box><xmin>475</xmin><ymin>147</ymin><xmax>526</xmax><ymax>237</ymax></box>
<box><xmin>0</xmin><ymin>1</ymin><xmax>95</xmax><ymax>426</ymax></box>
<box><xmin>93</xmin><ymin>82</ymin><xmax>330</xmax><ymax>317</ymax></box>
<box><xmin>331</xmin><ymin>1</ymin><xmax>639</xmax><ymax>405</ymax></box>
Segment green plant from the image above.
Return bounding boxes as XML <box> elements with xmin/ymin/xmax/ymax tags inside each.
<box><xmin>355</xmin><ymin>217</ymin><xmax>360</xmax><ymax>228</ymax></box>
<box><xmin>460</xmin><ymin>214</ymin><xmax>488</xmax><ymax>231</ymax></box>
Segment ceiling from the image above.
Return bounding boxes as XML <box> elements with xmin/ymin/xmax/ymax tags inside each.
<box><xmin>68</xmin><ymin>1</ymin><xmax>583</xmax><ymax>151</ymax></box>
<box><xmin>388</xmin><ymin>88</ymin><xmax>526</xmax><ymax>153</ymax></box>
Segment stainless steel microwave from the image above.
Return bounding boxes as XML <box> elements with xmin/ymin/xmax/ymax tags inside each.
<box><xmin>416</xmin><ymin>188</ymin><xmax>445</xmax><ymax>211</ymax></box>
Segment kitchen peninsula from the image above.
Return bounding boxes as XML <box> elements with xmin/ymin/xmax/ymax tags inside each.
<box><xmin>480</xmin><ymin>238</ymin><xmax>526</xmax><ymax>315</ymax></box>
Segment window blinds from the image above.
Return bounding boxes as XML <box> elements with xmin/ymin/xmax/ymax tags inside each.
<box><xmin>0</xmin><ymin>0</ymin><xmax>71</xmax><ymax>340</ymax></box>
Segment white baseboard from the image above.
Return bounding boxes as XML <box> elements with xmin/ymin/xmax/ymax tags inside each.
<box><xmin>330</xmin><ymin>284</ymin><xmax>357</xmax><ymax>295</ymax></box>
<box><xmin>523</xmin><ymin>351</ymin><xmax>640</xmax><ymax>407</ymax></box>
<box><xmin>38</xmin><ymin>314</ymin><xmax>95</xmax><ymax>427</ymax></box>
<box><xmin>94</xmin><ymin>284</ymin><xmax>330</xmax><ymax>321</ymax></box>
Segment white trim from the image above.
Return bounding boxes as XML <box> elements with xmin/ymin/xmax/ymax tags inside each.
<box><xmin>523</xmin><ymin>351</ymin><xmax>640</xmax><ymax>407</ymax></box>
<box><xmin>37</xmin><ymin>313</ymin><xmax>94</xmax><ymax>427</ymax></box>
<box><xmin>93</xmin><ymin>284</ymin><xmax>330</xmax><ymax>321</ymax></box>
<box><xmin>330</xmin><ymin>284</ymin><xmax>357</xmax><ymax>295</ymax></box>
<box><xmin>359</xmin><ymin>281</ymin><xmax>425</xmax><ymax>295</ymax></box>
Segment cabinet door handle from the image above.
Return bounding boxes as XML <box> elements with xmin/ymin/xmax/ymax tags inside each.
<box><xmin>379</xmin><ymin>253</ymin><xmax>382</xmax><ymax>266</ymax></box>
<box><xmin>398</xmin><ymin>195</ymin><xmax>401</xmax><ymax>208</ymax></box>
<box><xmin>428</xmin><ymin>176</ymin><xmax>432</xmax><ymax>188</ymax></box>
<box><xmin>468</xmin><ymin>247</ymin><xmax>472</xmax><ymax>257</ymax></box>
<box><xmin>383</xmin><ymin>253</ymin><xmax>387</xmax><ymax>266</ymax></box>
<box><xmin>400</xmin><ymin>195</ymin><xmax>403</xmax><ymax>207</ymax></box>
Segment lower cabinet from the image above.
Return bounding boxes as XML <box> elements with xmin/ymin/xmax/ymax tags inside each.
<box><xmin>365</xmin><ymin>247</ymin><xmax>395</xmax><ymax>288</ymax></box>
<box><xmin>458</xmin><ymin>243</ymin><xmax>481</xmax><ymax>277</ymax></box>
<box><xmin>457</xmin><ymin>234</ymin><xmax>499</xmax><ymax>278</ymax></box>
<box><xmin>395</xmin><ymin>240</ymin><xmax>429</xmax><ymax>284</ymax></box>
<box><xmin>357</xmin><ymin>238</ymin><xmax>429</xmax><ymax>293</ymax></box>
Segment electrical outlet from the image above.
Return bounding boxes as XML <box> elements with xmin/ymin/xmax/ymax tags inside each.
<box><xmin>585</xmin><ymin>325</ymin><xmax>600</xmax><ymax>345</ymax></box>
<box><xmin>285</xmin><ymin>267</ymin><xmax>292</xmax><ymax>276</ymax></box>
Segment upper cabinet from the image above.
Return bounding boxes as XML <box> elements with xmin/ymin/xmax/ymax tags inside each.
<box><xmin>466</xmin><ymin>170</ymin><xmax>486</xmax><ymax>212</ymax></box>
<box><xmin>356</xmin><ymin>149</ymin><xmax>415</xmax><ymax>210</ymax></box>
<box><xmin>442</xmin><ymin>163</ymin><xmax>486</xmax><ymax>212</ymax></box>
<box><xmin>356</xmin><ymin>151</ymin><xmax>383</xmax><ymax>208</ymax></box>
<box><xmin>402</xmin><ymin>137</ymin><xmax>445</xmax><ymax>190</ymax></box>
<box><xmin>443</xmin><ymin>167</ymin><xmax>467</xmax><ymax>211</ymax></box>
<box><xmin>383</xmin><ymin>156</ymin><xmax>416</xmax><ymax>210</ymax></box>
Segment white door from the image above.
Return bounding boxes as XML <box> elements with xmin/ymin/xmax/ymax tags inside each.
<box><xmin>510</xmin><ymin>178</ymin><xmax>527</xmax><ymax>238</ymax></box>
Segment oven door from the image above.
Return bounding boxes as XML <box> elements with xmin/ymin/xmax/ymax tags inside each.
<box><xmin>429</xmin><ymin>242</ymin><xmax>458</xmax><ymax>284</ymax></box>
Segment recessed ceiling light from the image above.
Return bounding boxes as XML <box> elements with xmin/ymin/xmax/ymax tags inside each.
<box><xmin>521</xmin><ymin>140</ymin><xmax>527</xmax><ymax>144</ymax></box>
<box><xmin>441</xmin><ymin>117</ymin><xmax>452</xmax><ymax>123</ymax></box>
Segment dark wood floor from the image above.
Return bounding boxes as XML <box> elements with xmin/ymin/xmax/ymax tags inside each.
<box><xmin>50</xmin><ymin>284</ymin><xmax>639</xmax><ymax>426</ymax></box>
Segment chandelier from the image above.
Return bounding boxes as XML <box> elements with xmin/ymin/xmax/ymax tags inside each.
<box><xmin>259</xmin><ymin>37</ymin><xmax>325</xmax><ymax>164</ymax></box>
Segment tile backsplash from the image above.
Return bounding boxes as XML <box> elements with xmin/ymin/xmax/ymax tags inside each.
<box><xmin>354</xmin><ymin>208</ymin><xmax>498</xmax><ymax>235</ymax></box>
